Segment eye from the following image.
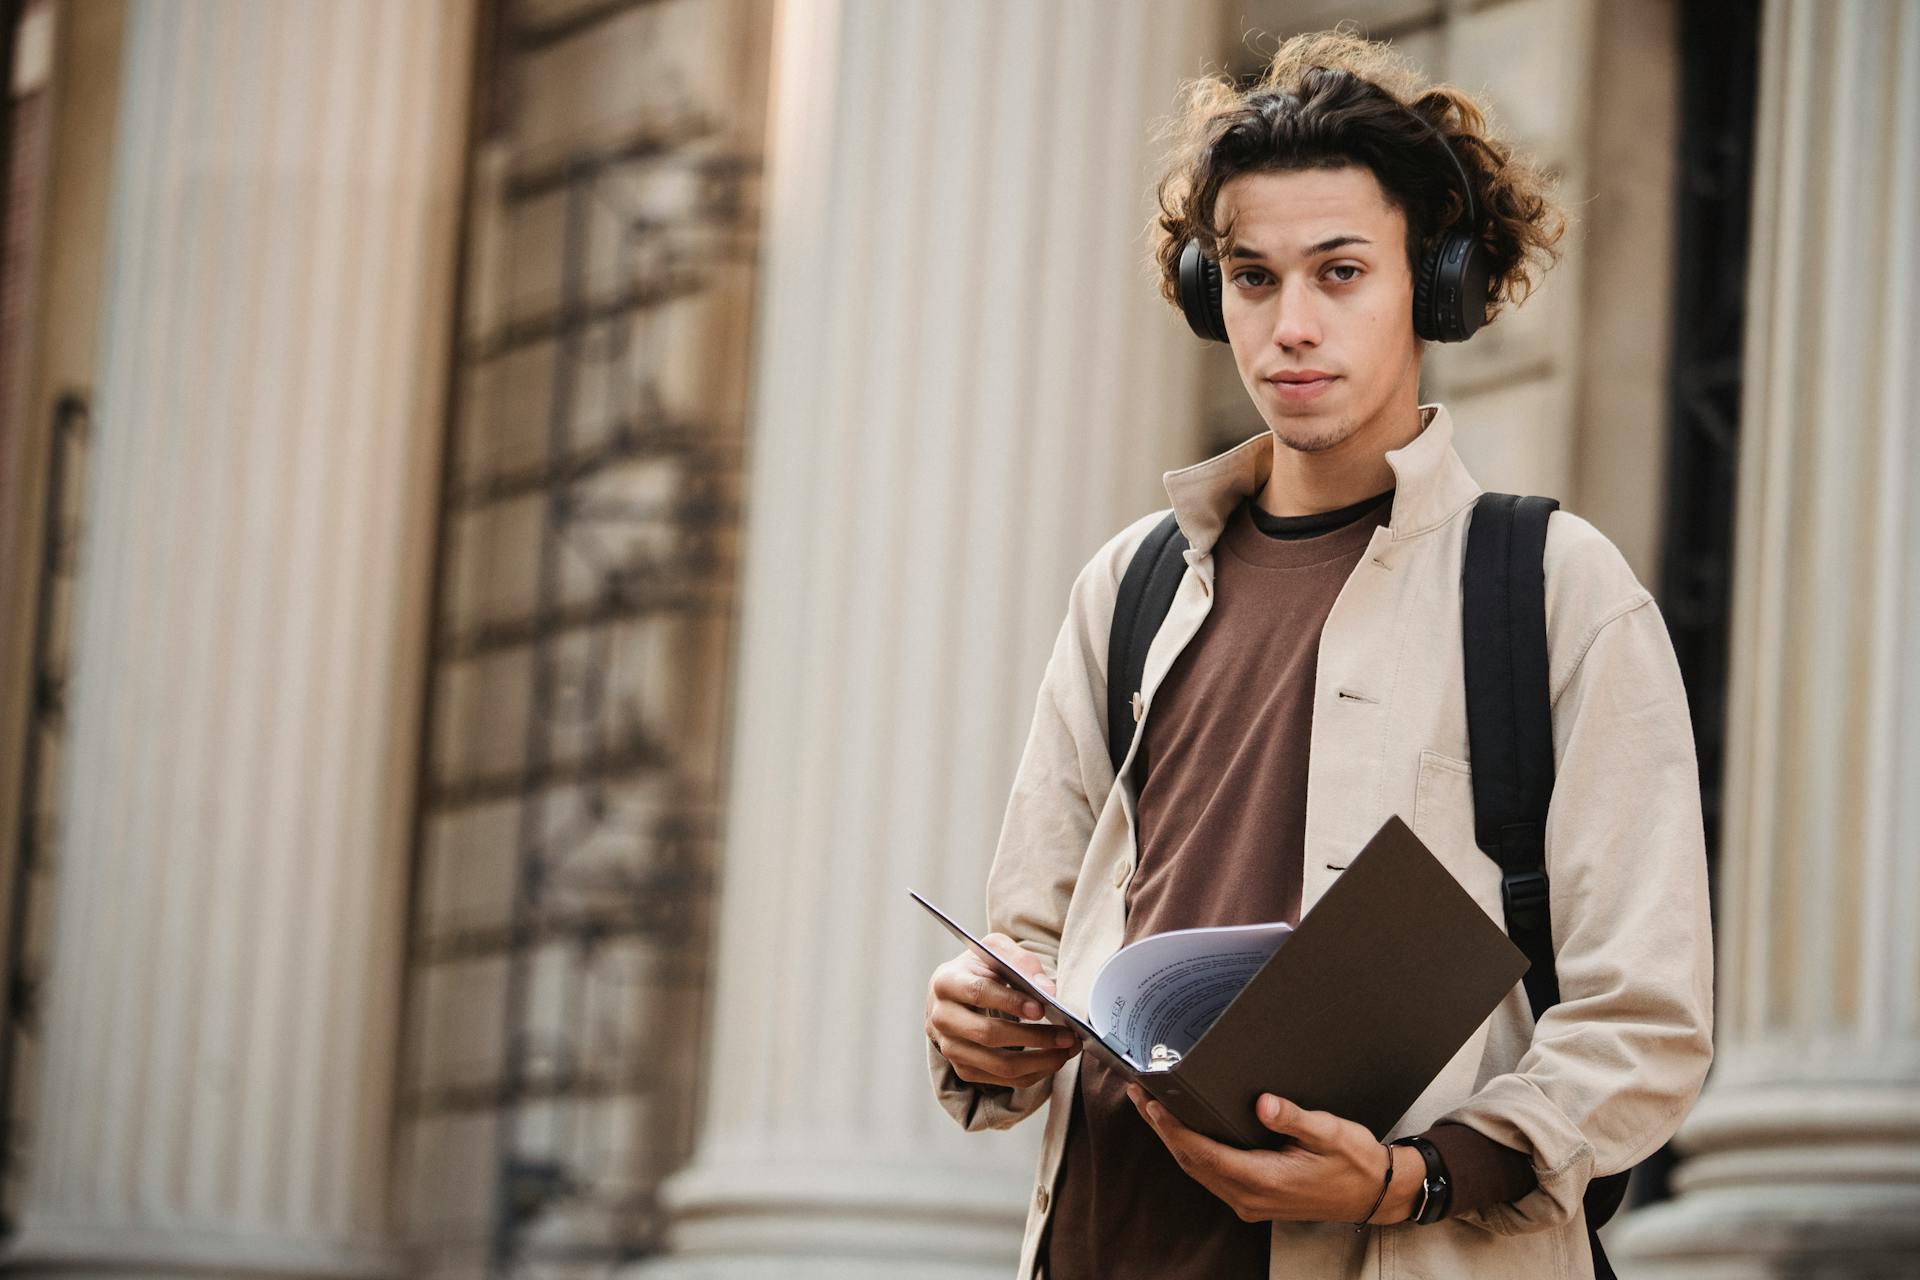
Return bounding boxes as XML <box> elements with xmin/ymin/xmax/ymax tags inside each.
<box><xmin>1228</xmin><ymin>268</ymin><xmax>1271</xmax><ymax>288</ymax></box>
<box><xmin>1327</xmin><ymin>264</ymin><xmax>1362</xmax><ymax>283</ymax></box>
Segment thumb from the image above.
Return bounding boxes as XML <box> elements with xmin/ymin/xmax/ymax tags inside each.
<box><xmin>982</xmin><ymin>933</ymin><xmax>1055</xmax><ymax>991</ymax></box>
<box><xmin>1255</xmin><ymin>1094</ymin><xmax>1334</xmax><ymax>1149</ymax></box>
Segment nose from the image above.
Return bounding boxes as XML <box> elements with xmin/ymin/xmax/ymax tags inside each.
<box><xmin>1269</xmin><ymin>275</ymin><xmax>1321</xmax><ymax>350</ymax></box>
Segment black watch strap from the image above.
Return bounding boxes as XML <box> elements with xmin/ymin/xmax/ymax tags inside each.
<box><xmin>1390</xmin><ymin>1136</ymin><xmax>1451</xmax><ymax>1225</ymax></box>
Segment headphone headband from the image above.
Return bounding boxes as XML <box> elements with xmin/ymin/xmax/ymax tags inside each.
<box><xmin>1400</xmin><ymin>101</ymin><xmax>1477</xmax><ymax>235</ymax></box>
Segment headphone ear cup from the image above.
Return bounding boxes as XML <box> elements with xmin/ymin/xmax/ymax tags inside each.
<box><xmin>1412</xmin><ymin>244</ymin><xmax>1442</xmax><ymax>342</ymax></box>
<box><xmin>1177</xmin><ymin>238</ymin><xmax>1230</xmax><ymax>344</ymax></box>
<box><xmin>1413</xmin><ymin>232</ymin><xmax>1494</xmax><ymax>342</ymax></box>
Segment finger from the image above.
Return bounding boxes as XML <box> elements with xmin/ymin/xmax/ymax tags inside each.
<box><xmin>1136</xmin><ymin>1090</ymin><xmax>1274</xmax><ymax>1182</ymax></box>
<box><xmin>1004</xmin><ymin>1064</ymin><xmax>1069</xmax><ymax>1089</ymax></box>
<box><xmin>979</xmin><ymin>933</ymin><xmax>1056</xmax><ymax>991</ymax></box>
<box><xmin>935</xmin><ymin>962</ymin><xmax>1044</xmax><ymax>1020</ymax></box>
<box><xmin>943</xmin><ymin>1043</ymin><xmax>1078</xmax><ymax>1088</ymax></box>
<box><xmin>961</xmin><ymin>953</ymin><xmax>1057</xmax><ymax>1010</ymax></box>
<box><xmin>932</xmin><ymin>998</ymin><xmax>1071</xmax><ymax>1050</ymax></box>
<box><xmin>940</xmin><ymin>1004</ymin><xmax>1079</xmax><ymax>1052</ymax></box>
<box><xmin>1129</xmin><ymin>1087</ymin><xmax>1188</xmax><ymax>1149</ymax></box>
<box><xmin>1254</xmin><ymin>1094</ymin><xmax>1345</xmax><ymax>1151</ymax></box>
<box><xmin>929</xmin><ymin>1012</ymin><xmax>1078</xmax><ymax>1065</ymax></box>
<box><xmin>950</xmin><ymin>954</ymin><xmax>1048</xmax><ymax>1018</ymax></box>
<box><xmin>1131</xmin><ymin>1092</ymin><xmax>1220</xmax><ymax>1179</ymax></box>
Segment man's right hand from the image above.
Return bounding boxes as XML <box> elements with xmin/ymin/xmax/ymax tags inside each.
<box><xmin>925</xmin><ymin>932</ymin><xmax>1082</xmax><ymax>1090</ymax></box>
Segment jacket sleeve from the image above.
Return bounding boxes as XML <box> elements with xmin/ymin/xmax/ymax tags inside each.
<box><xmin>925</xmin><ymin>513</ymin><xmax>1159</xmax><ymax>1132</ymax></box>
<box><xmin>1434</xmin><ymin>539</ymin><xmax>1716</xmax><ymax>1233</ymax></box>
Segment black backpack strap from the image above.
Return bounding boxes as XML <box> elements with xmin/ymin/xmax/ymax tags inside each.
<box><xmin>1106</xmin><ymin>511</ymin><xmax>1189</xmax><ymax>778</ymax></box>
<box><xmin>1462</xmin><ymin>492</ymin><xmax>1561</xmax><ymax>1017</ymax></box>
<box><xmin>1463</xmin><ymin>493</ymin><xmax>1631</xmax><ymax>1264</ymax></box>
<box><xmin>1584</xmin><ymin>1177</ymin><xmax>1629</xmax><ymax>1279</ymax></box>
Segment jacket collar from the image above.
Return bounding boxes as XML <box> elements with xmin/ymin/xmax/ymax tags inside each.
<box><xmin>1160</xmin><ymin>402</ymin><xmax>1482</xmax><ymax>556</ymax></box>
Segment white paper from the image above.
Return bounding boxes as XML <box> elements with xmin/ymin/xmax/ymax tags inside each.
<box><xmin>1087</xmin><ymin>920</ymin><xmax>1293</xmax><ymax>1068</ymax></box>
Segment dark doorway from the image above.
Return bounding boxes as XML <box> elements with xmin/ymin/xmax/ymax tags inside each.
<box><xmin>1637</xmin><ymin>0</ymin><xmax>1762</xmax><ymax>1213</ymax></box>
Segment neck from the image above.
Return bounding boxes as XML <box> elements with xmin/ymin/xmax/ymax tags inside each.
<box><xmin>1255</xmin><ymin>395</ymin><xmax>1426</xmax><ymax>518</ymax></box>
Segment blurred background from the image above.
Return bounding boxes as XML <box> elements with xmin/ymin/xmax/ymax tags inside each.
<box><xmin>0</xmin><ymin>0</ymin><xmax>1913</xmax><ymax>1277</ymax></box>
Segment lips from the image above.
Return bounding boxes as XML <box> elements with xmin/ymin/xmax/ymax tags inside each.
<box><xmin>1266</xmin><ymin>372</ymin><xmax>1339</xmax><ymax>403</ymax></box>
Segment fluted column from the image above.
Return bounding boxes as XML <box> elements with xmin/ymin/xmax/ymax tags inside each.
<box><xmin>642</xmin><ymin>2</ymin><xmax>1207</xmax><ymax>1276</ymax></box>
<box><xmin>4</xmin><ymin>2</ymin><xmax>473</xmax><ymax>1276</ymax></box>
<box><xmin>1610</xmin><ymin>2</ymin><xmax>1920</xmax><ymax>1273</ymax></box>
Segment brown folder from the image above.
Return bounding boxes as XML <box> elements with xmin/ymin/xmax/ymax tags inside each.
<box><xmin>914</xmin><ymin>813</ymin><xmax>1529</xmax><ymax>1148</ymax></box>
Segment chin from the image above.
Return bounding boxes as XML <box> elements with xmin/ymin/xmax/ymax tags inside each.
<box><xmin>1267</xmin><ymin>414</ymin><xmax>1359</xmax><ymax>455</ymax></box>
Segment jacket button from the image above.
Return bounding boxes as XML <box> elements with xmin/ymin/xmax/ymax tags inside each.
<box><xmin>1130</xmin><ymin>691</ymin><xmax>1143</xmax><ymax>722</ymax></box>
<box><xmin>1036</xmin><ymin>1185</ymin><xmax>1050</xmax><ymax>1212</ymax></box>
<box><xmin>1112</xmin><ymin>860</ymin><xmax>1130</xmax><ymax>889</ymax></box>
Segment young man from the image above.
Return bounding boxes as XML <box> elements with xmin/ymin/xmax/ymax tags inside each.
<box><xmin>922</xmin><ymin>32</ymin><xmax>1713</xmax><ymax>1280</ymax></box>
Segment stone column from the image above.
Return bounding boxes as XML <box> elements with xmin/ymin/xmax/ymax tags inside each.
<box><xmin>1609</xmin><ymin>2</ymin><xmax>1920</xmax><ymax>1274</ymax></box>
<box><xmin>642</xmin><ymin>2</ymin><xmax>1208</xmax><ymax>1276</ymax></box>
<box><xmin>3</xmin><ymin>1</ymin><xmax>473</xmax><ymax>1276</ymax></box>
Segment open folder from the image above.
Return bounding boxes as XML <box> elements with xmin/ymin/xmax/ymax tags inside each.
<box><xmin>912</xmin><ymin>813</ymin><xmax>1529</xmax><ymax>1148</ymax></box>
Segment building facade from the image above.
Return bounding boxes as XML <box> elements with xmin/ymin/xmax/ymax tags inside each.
<box><xmin>0</xmin><ymin>1</ymin><xmax>1912</xmax><ymax>1277</ymax></box>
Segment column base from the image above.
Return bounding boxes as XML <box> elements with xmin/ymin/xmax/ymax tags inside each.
<box><xmin>1</xmin><ymin>1220</ymin><xmax>404</xmax><ymax>1279</ymax></box>
<box><xmin>631</xmin><ymin>1152</ymin><xmax>1028</xmax><ymax>1280</ymax></box>
<box><xmin>628</xmin><ymin>1261</ymin><xmax>1009</xmax><ymax>1280</ymax></box>
<box><xmin>1609</xmin><ymin>1187</ymin><xmax>1920</xmax><ymax>1280</ymax></box>
<box><xmin>1607</xmin><ymin>1076</ymin><xmax>1920</xmax><ymax>1279</ymax></box>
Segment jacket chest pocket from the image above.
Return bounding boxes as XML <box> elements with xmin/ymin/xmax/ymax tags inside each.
<box><xmin>1394</xmin><ymin>749</ymin><xmax>1517</xmax><ymax>1136</ymax></box>
<box><xmin>1410</xmin><ymin>749</ymin><xmax>1506</xmax><ymax>924</ymax></box>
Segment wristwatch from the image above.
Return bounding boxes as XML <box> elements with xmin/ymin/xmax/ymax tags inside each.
<box><xmin>1389</xmin><ymin>1136</ymin><xmax>1451</xmax><ymax>1225</ymax></box>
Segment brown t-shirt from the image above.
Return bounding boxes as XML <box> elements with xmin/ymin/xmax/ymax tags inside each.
<box><xmin>1042</xmin><ymin>488</ymin><xmax>1535</xmax><ymax>1280</ymax></box>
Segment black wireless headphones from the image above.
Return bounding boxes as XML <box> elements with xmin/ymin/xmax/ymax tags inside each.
<box><xmin>1175</xmin><ymin>109</ymin><xmax>1494</xmax><ymax>345</ymax></box>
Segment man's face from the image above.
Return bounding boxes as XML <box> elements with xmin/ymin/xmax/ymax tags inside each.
<box><xmin>1216</xmin><ymin>165</ymin><xmax>1420</xmax><ymax>455</ymax></box>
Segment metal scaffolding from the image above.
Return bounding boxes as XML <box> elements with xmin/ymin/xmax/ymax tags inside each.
<box><xmin>401</xmin><ymin>59</ymin><xmax>757</xmax><ymax>1279</ymax></box>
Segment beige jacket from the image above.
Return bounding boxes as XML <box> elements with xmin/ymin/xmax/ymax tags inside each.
<box><xmin>926</xmin><ymin>403</ymin><xmax>1715</xmax><ymax>1279</ymax></box>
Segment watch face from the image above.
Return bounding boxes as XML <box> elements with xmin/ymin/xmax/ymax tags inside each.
<box><xmin>1419</xmin><ymin>1173</ymin><xmax>1450</xmax><ymax>1225</ymax></box>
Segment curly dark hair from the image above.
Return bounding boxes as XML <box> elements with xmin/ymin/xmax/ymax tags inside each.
<box><xmin>1148</xmin><ymin>28</ymin><xmax>1568</xmax><ymax>333</ymax></box>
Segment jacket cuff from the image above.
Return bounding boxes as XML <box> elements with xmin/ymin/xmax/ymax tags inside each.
<box><xmin>1428</xmin><ymin>1072</ymin><xmax>1596</xmax><ymax>1233</ymax></box>
<box><xmin>926</xmin><ymin>1033</ymin><xmax>1051</xmax><ymax>1132</ymax></box>
<box><xmin>1417</xmin><ymin>1121</ymin><xmax>1538</xmax><ymax>1218</ymax></box>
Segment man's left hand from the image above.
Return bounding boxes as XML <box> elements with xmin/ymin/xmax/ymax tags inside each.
<box><xmin>1126</xmin><ymin>1084</ymin><xmax>1410</xmax><ymax>1225</ymax></box>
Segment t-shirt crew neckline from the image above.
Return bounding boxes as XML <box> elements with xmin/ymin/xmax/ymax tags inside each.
<box><xmin>1221</xmin><ymin>487</ymin><xmax>1395</xmax><ymax>570</ymax></box>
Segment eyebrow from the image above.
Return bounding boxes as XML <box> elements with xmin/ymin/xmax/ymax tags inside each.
<box><xmin>1226</xmin><ymin>234</ymin><xmax>1374</xmax><ymax>261</ymax></box>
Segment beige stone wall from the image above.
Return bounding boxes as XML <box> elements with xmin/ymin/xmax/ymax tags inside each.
<box><xmin>0</xmin><ymin>0</ymin><xmax>123</xmax><ymax>1230</ymax></box>
<box><xmin>395</xmin><ymin>1</ymin><xmax>773</xmax><ymax>1275</ymax></box>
